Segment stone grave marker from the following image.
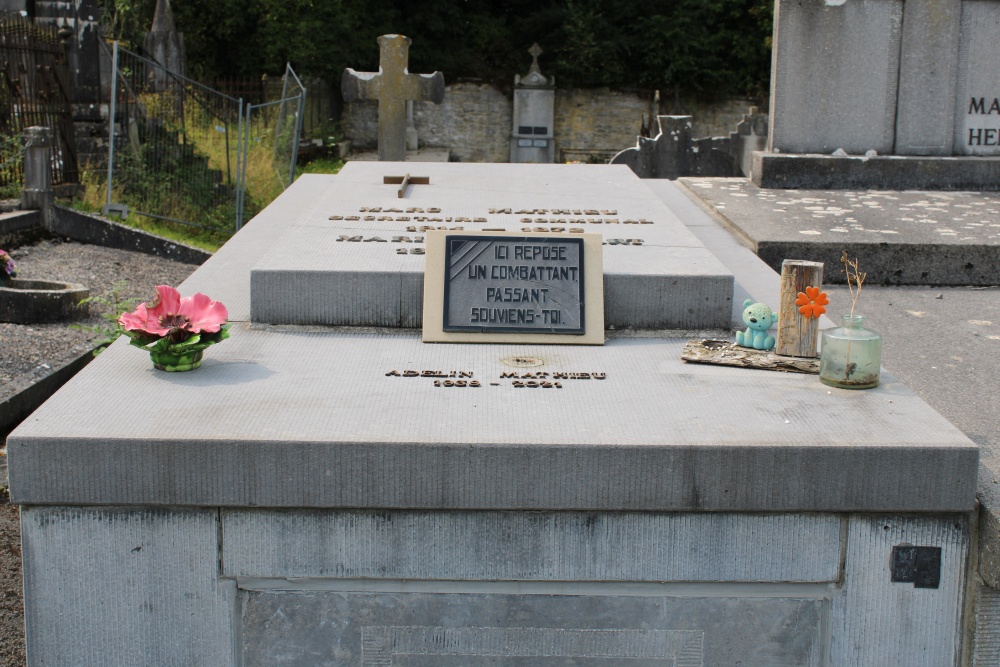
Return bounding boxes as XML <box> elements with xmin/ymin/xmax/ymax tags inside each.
<box><xmin>761</xmin><ymin>0</ymin><xmax>1000</xmax><ymax>189</ymax></box>
<box><xmin>342</xmin><ymin>34</ymin><xmax>445</xmax><ymax>161</ymax></box>
<box><xmin>510</xmin><ymin>43</ymin><xmax>555</xmax><ymax>163</ymax></box>
<box><xmin>6</xmin><ymin>162</ymin><xmax>980</xmax><ymax>666</ymax></box>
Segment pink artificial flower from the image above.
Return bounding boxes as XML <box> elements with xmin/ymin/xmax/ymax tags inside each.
<box><xmin>119</xmin><ymin>285</ymin><xmax>228</xmax><ymax>340</ymax></box>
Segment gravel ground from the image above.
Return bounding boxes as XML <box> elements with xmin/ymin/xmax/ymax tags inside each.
<box><xmin>0</xmin><ymin>491</ymin><xmax>22</xmax><ymax>666</ymax></box>
<box><xmin>0</xmin><ymin>239</ymin><xmax>197</xmax><ymax>404</ymax></box>
<box><xmin>0</xmin><ymin>238</ymin><xmax>198</xmax><ymax>666</ymax></box>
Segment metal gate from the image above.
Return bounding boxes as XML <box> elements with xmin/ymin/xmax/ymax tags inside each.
<box><xmin>0</xmin><ymin>13</ymin><xmax>78</xmax><ymax>188</ymax></box>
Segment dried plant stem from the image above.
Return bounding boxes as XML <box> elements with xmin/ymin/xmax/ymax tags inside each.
<box><xmin>840</xmin><ymin>251</ymin><xmax>867</xmax><ymax>379</ymax></box>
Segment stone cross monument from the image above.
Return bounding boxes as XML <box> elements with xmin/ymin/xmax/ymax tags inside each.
<box><xmin>342</xmin><ymin>34</ymin><xmax>445</xmax><ymax>161</ymax></box>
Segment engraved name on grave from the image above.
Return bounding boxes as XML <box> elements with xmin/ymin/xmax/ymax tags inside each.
<box><xmin>966</xmin><ymin>96</ymin><xmax>1000</xmax><ymax>149</ymax></box>
<box><xmin>329</xmin><ymin>206</ymin><xmax>648</xmax><ymax>254</ymax></box>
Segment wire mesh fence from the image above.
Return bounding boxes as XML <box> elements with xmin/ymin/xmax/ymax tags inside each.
<box><xmin>100</xmin><ymin>41</ymin><xmax>306</xmax><ymax>235</ymax></box>
<box><xmin>236</xmin><ymin>64</ymin><xmax>305</xmax><ymax>228</ymax></box>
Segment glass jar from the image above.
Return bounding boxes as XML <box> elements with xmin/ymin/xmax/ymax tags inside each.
<box><xmin>819</xmin><ymin>314</ymin><xmax>882</xmax><ymax>389</ymax></box>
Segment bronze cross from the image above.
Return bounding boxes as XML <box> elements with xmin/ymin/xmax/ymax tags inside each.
<box><xmin>383</xmin><ymin>173</ymin><xmax>429</xmax><ymax>198</ymax></box>
<box><xmin>342</xmin><ymin>35</ymin><xmax>445</xmax><ymax>162</ymax></box>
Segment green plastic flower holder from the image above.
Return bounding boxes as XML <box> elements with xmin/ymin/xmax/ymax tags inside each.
<box><xmin>149</xmin><ymin>348</ymin><xmax>204</xmax><ymax>372</ymax></box>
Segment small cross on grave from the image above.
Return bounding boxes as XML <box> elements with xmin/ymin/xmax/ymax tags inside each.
<box><xmin>342</xmin><ymin>34</ymin><xmax>445</xmax><ymax>162</ymax></box>
<box><xmin>528</xmin><ymin>43</ymin><xmax>543</xmax><ymax>74</ymax></box>
<box><xmin>384</xmin><ymin>173</ymin><xmax>429</xmax><ymax>198</ymax></box>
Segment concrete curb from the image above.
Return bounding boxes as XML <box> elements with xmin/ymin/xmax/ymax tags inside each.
<box><xmin>0</xmin><ymin>347</ymin><xmax>96</xmax><ymax>443</ymax></box>
<box><xmin>51</xmin><ymin>206</ymin><xmax>211</xmax><ymax>265</ymax></box>
<box><xmin>0</xmin><ymin>209</ymin><xmax>44</xmax><ymax>248</ymax></box>
<box><xmin>752</xmin><ymin>152</ymin><xmax>1000</xmax><ymax>191</ymax></box>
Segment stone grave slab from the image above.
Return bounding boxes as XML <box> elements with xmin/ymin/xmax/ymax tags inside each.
<box><xmin>8</xmin><ymin>323</ymin><xmax>977</xmax><ymax>511</ymax></box>
<box><xmin>679</xmin><ymin>177</ymin><xmax>1000</xmax><ymax>285</ymax></box>
<box><xmin>249</xmin><ymin>163</ymin><xmax>734</xmax><ymax>330</ymax></box>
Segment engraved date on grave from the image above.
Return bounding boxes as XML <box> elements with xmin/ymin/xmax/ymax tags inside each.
<box><xmin>384</xmin><ymin>369</ymin><xmax>608</xmax><ymax>389</ymax></box>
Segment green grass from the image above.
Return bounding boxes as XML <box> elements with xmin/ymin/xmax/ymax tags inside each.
<box><xmin>68</xmin><ymin>155</ymin><xmax>343</xmax><ymax>254</ymax></box>
<box><xmin>67</xmin><ymin>115</ymin><xmax>343</xmax><ymax>254</ymax></box>
<box><xmin>68</xmin><ymin>169</ymin><xmax>228</xmax><ymax>253</ymax></box>
<box><xmin>296</xmin><ymin>156</ymin><xmax>345</xmax><ymax>176</ymax></box>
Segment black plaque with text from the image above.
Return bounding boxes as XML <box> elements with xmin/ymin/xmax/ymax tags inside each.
<box><xmin>443</xmin><ymin>236</ymin><xmax>585</xmax><ymax>334</ymax></box>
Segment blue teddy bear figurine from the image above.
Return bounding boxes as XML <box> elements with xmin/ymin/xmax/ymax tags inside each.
<box><xmin>735</xmin><ymin>298</ymin><xmax>778</xmax><ymax>351</ymax></box>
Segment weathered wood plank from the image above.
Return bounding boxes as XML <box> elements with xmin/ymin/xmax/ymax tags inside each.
<box><xmin>776</xmin><ymin>259</ymin><xmax>825</xmax><ymax>358</ymax></box>
<box><xmin>681</xmin><ymin>339</ymin><xmax>820</xmax><ymax>374</ymax></box>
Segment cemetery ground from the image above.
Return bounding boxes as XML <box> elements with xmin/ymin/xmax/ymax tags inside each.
<box><xmin>0</xmin><ymin>239</ymin><xmax>197</xmax><ymax>667</ymax></box>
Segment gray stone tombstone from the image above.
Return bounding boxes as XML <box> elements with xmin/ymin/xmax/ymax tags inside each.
<box><xmin>761</xmin><ymin>0</ymin><xmax>1000</xmax><ymax>189</ymax></box>
<box><xmin>27</xmin><ymin>0</ymin><xmax>104</xmax><ymax>105</ymax></box>
<box><xmin>733</xmin><ymin>106</ymin><xmax>768</xmax><ymax>178</ymax></box>
<box><xmin>954</xmin><ymin>1</ymin><xmax>1000</xmax><ymax>156</ymax></box>
<box><xmin>143</xmin><ymin>0</ymin><xmax>185</xmax><ymax>90</ymax></box>
<box><xmin>342</xmin><ymin>34</ymin><xmax>445</xmax><ymax>162</ymax></box>
<box><xmin>510</xmin><ymin>43</ymin><xmax>555</xmax><ymax>163</ymax></box>
<box><xmin>768</xmin><ymin>0</ymin><xmax>903</xmax><ymax>155</ymax></box>
<box><xmin>609</xmin><ymin>116</ymin><xmax>741</xmax><ymax>179</ymax></box>
<box><xmin>896</xmin><ymin>0</ymin><xmax>961</xmax><ymax>155</ymax></box>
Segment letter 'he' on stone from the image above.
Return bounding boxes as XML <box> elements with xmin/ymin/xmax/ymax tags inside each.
<box><xmin>342</xmin><ymin>34</ymin><xmax>445</xmax><ymax>162</ymax></box>
<box><xmin>422</xmin><ymin>230</ymin><xmax>605</xmax><ymax>345</ymax></box>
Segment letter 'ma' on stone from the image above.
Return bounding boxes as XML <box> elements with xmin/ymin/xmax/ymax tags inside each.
<box><xmin>968</xmin><ymin>97</ymin><xmax>1000</xmax><ymax>115</ymax></box>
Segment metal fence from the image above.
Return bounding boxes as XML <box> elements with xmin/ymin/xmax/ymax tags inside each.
<box><xmin>236</xmin><ymin>63</ymin><xmax>305</xmax><ymax>228</ymax></box>
<box><xmin>102</xmin><ymin>41</ymin><xmax>305</xmax><ymax>232</ymax></box>
<box><xmin>0</xmin><ymin>13</ymin><xmax>77</xmax><ymax>189</ymax></box>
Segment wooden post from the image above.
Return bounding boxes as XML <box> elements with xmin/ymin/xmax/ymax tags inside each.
<box><xmin>775</xmin><ymin>259</ymin><xmax>824</xmax><ymax>358</ymax></box>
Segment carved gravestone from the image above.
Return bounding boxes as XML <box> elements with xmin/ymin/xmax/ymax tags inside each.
<box><xmin>342</xmin><ymin>35</ymin><xmax>445</xmax><ymax>162</ymax></box>
<box><xmin>144</xmin><ymin>0</ymin><xmax>185</xmax><ymax>91</ymax></box>
<box><xmin>757</xmin><ymin>0</ymin><xmax>1000</xmax><ymax>188</ymax></box>
<box><xmin>510</xmin><ymin>44</ymin><xmax>555</xmax><ymax>163</ymax></box>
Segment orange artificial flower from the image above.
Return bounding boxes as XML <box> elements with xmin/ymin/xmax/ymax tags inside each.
<box><xmin>795</xmin><ymin>286</ymin><xmax>828</xmax><ymax>318</ymax></box>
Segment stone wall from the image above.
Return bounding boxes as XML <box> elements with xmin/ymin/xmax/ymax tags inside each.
<box><xmin>341</xmin><ymin>83</ymin><xmax>756</xmax><ymax>163</ymax></box>
<box><xmin>552</xmin><ymin>88</ymin><xmax>653</xmax><ymax>162</ymax></box>
<box><xmin>341</xmin><ymin>83</ymin><xmax>512</xmax><ymax>163</ymax></box>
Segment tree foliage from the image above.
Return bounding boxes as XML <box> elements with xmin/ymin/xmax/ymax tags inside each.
<box><xmin>99</xmin><ymin>0</ymin><xmax>773</xmax><ymax>101</ymax></box>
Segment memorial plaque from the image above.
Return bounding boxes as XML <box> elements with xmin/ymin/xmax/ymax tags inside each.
<box><xmin>423</xmin><ymin>231</ymin><xmax>604</xmax><ymax>344</ymax></box>
<box><xmin>443</xmin><ymin>235</ymin><xmax>585</xmax><ymax>334</ymax></box>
